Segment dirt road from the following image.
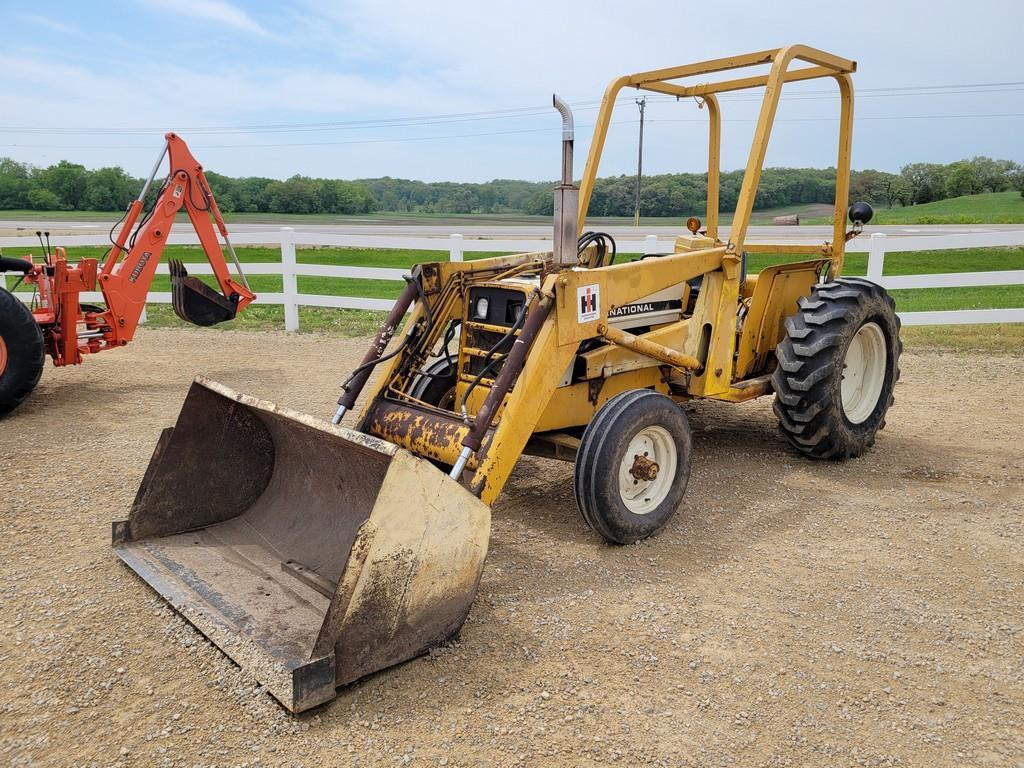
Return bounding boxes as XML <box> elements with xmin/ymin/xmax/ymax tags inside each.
<box><xmin>1</xmin><ymin>328</ymin><xmax>1021</xmax><ymax>767</ymax></box>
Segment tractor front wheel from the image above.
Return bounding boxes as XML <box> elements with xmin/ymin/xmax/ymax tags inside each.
<box><xmin>574</xmin><ymin>390</ymin><xmax>692</xmax><ymax>544</ymax></box>
<box><xmin>0</xmin><ymin>287</ymin><xmax>45</xmax><ymax>416</ymax></box>
<box><xmin>772</xmin><ymin>278</ymin><xmax>902</xmax><ymax>460</ymax></box>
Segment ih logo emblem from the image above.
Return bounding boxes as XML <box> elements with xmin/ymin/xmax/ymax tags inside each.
<box><xmin>577</xmin><ymin>284</ymin><xmax>600</xmax><ymax>323</ymax></box>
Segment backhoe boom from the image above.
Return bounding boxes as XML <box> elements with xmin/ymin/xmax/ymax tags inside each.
<box><xmin>98</xmin><ymin>133</ymin><xmax>255</xmax><ymax>348</ymax></box>
<box><xmin>0</xmin><ymin>133</ymin><xmax>256</xmax><ymax>371</ymax></box>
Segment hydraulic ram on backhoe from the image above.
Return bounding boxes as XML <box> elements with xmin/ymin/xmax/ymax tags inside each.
<box><xmin>114</xmin><ymin>45</ymin><xmax>900</xmax><ymax>713</ymax></box>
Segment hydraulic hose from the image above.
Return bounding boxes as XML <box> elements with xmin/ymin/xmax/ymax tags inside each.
<box><xmin>450</xmin><ymin>290</ymin><xmax>554</xmax><ymax>483</ymax></box>
<box><xmin>332</xmin><ymin>277</ymin><xmax>420</xmax><ymax>423</ymax></box>
<box><xmin>458</xmin><ymin>296</ymin><xmax>530</xmax><ymax>418</ymax></box>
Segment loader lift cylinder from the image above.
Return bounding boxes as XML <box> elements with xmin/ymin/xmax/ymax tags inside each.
<box><xmin>333</xmin><ymin>277</ymin><xmax>420</xmax><ymax>423</ymax></box>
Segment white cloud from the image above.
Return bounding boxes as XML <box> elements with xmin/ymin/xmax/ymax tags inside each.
<box><xmin>136</xmin><ymin>0</ymin><xmax>273</xmax><ymax>37</ymax></box>
<box><xmin>14</xmin><ymin>11</ymin><xmax>83</xmax><ymax>37</ymax></box>
<box><xmin>1</xmin><ymin>0</ymin><xmax>1021</xmax><ymax>181</ymax></box>
<box><xmin>0</xmin><ymin>51</ymin><xmax>456</xmax><ymax>129</ymax></box>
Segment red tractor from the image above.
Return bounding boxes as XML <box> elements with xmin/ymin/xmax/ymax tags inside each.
<box><xmin>0</xmin><ymin>134</ymin><xmax>255</xmax><ymax>415</ymax></box>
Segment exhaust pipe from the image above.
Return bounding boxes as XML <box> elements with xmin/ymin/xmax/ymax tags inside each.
<box><xmin>450</xmin><ymin>98</ymin><xmax>578</xmax><ymax>483</ymax></box>
<box><xmin>553</xmin><ymin>93</ymin><xmax>574</xmax><ymax>183</ymax></box>
<box><xmin>552</xmin><ymin>94</ymin><xmax>579</xmax><ymax>266</ymax></box>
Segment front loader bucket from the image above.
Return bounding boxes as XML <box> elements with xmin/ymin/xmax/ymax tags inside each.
<box><xmin>112</xmin><ymin>377</ymin><xmax>490</xmax><ymax>712</ymax></box>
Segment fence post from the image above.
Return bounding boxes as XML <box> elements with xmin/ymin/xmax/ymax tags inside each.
<box><xmin>139</xmin><ymin>306</ymin><xmax>148</xmax><ymax>325</ymax></box>
<box><xmin>867</xmin><ymin>232</ymin><xmax>886</xmax><ymax>283</ymax></box>
<box><xmin>280</xmin><ymin>227</ymin><xmax>299</xmax><ymax>332</ymax></box>
<box><xmin>643</xmin><ymin>234</ymin><xmax>659</xmax><ymax>255</ymax></box>
<box><xmin>449</xmin><ymin>233</ymin><xmax>464</xmax><ymax>262</ymax></box>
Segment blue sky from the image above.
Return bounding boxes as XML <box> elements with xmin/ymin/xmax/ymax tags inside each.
<box><xmin>0</xmin><ymin>0</ymin><xmax>1021</xmax><ymax>182</ymax></box>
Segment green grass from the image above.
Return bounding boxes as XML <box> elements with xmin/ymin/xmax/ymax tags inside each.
<box><xmin>0</xmin><ymin>244</ymin><xmax>452</xmax><ymax>267</ymax></box>
<box><xmin>887</xmin><ymin>285</ymin><xmax>1022</xmax><ymax>311</ymax></box>
<box><xmin>804</xmin><ymin>192</ymin><xmax>1024</xmax><ymax>226</ymax></box>
<box><xmin>4</xmin><ymin>243</ymin><xmax>1020</xmax><ymax>346</ymax></box>
<box><xmin>746</xmin><ymin>246</ymin><xmax>1024</xmax><ymax>276</ymax></box>
<box><xmin>0</xmin><ymin>202</ymin><xmax>853</xmax><ymax>228</ymax></box>
<box><xmin>873</xmin><ymin>192</ymin><xmax>1024</xmax><ymax>225</ymax></box>
<box><xmin>140</xmin><ymin>304</ymin><xmax>389</xmax><ymax>336</ymax></box>
<box><xmin>0</xmin><ymin>244</ymin><xmax>467</xmax><ymax>301</ymax></box>
<box><xmin>744</xmin><ymin>246</ymin><xmax>1023</xmax><ymax>316</ymax></box>
<box><xmin>4</xmin><ymin>192</ymin><xmax>1023</xmax><ymax>227</ymax></box>
<box><xmin>5</xmin><ymin>244</ymin><xmax>1020</xmax><ymax>310</ymax></box>
<box><xmin>901</xmin><ymin>324</ymin><xmax>1024</xmax><ymax>354</ymax></box>
<box><xmin>0</xmin><ymin>209</ymin><xmax>122</xmax><ymax>222</ymax></box>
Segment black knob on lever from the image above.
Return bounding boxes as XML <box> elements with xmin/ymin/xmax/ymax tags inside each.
<box><xmin>848</xmin><ymin>201</ymin><xmax>874</xmax><ymax>226</ymax></box>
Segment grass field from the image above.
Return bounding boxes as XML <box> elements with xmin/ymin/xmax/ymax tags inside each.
<box><xmin>802</xmin><ymin>192</ymin><xmax>1024</xmax><ymax>226</ymax></box>
<box><xmin>0</xmin><ymin>203</ymin><xmax>834</xmax><ymax>229</ymax></box>
<box><xmin>873</xmin><ymin>191</ymin><xmax>1024</xmax><ymax>225</ymax></box>
<box><xmin>3</xmin><ymin>243</ymin><xmax>1021</xmax><ymax>351</ymax></box>
<box><xmin>2</xmin><ymin>192</ymin><xmax>1022</xmax><ymax>226</ymax></box>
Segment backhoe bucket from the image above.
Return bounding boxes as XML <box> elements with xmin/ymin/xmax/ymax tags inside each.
<box><xmin>112</xmin><ymin>377</ymin><xmax>490</xmax><ymax>712</ymax></box>
<box><xmin>169</xmin><ymin>259</ymin><xmax>238</xmax><ymax>326</ymax></box>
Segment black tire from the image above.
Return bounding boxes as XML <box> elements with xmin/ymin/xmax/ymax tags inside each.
<box><xmin>574</xmin><ymin>390</ymin><xmax>692</xmax><ymax>544</ymax></box>
<box><xmin>0</xmin><ymin>287</ymin><xmax>45</xmax><ymax>416</ymax></box>
<box><xmin>772</xmin><ymin>278</ymin><xmax>902</xmax><ymax>460</ymax></box>
<box><xmin>410</xmin><ymin>357</ymin><xmax>457</xmax><ymax>409</ymax></box>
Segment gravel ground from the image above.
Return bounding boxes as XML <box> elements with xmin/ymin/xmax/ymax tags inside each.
<box><xmin>1</xmin><ymin>328</ymin><xmax>1022</xmax><ymax>768</ymax></box>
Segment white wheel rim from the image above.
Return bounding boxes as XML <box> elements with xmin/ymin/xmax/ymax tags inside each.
<box><xmin>841</xmin><ymin>321</ymin><xmax>887</xmax><ymax>424</ymax></box>
<box><xmin>618</xmin><ymin>426</ymin><xmax>677</xmax><ymax>515</ymax></box>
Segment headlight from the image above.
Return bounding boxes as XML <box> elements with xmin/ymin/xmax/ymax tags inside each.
<box><xmin>474</xmin><ymin>297</ymin><xmax>489</xmax><ymax>320</ymax></box>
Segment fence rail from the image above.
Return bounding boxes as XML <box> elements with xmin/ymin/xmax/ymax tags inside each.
<box><xmin>2</xmin><ymin>228</ymin><xmax>1022</xmax><ymax>329</ymax></box>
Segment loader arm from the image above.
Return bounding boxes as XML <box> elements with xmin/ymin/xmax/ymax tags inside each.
<box><xmin>97</xmin><ymin>133</ymin><xmax>255</xmax><ymax>345</ymax></box>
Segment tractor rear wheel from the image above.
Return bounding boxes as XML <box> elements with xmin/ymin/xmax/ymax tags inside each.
<box><xmin>772</xmin><ymin>278</ymin><xmax>901</xmax><ymax>460</ymax></box>
<box><xmin>574</xmin><ymin>390</ymin><xmax>692</xmax><ymax>544</ymax></box>
<box><xmin>0</xmin><ymin>287</ymin><xmax>45</xmax><ymax>416</ymax></box>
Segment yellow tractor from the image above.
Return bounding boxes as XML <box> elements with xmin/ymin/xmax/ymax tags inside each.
<box><xmin>113</xmin><ymin>45</ymin><xmax>901</xmax><ymax>711</ymax></box>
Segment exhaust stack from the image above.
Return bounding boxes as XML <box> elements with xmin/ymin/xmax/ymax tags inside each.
<box><xmin>552</xmin><ymin>94</ymin><xmax>579</xmax><ymax>266</ymax></box>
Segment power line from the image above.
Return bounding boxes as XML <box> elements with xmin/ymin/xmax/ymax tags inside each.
<box><xmin>823</xmin><ymin>80</ymin><xmax>1024</xmax><ymax>92</ymax></box>
<box><xmin>0</xmin><ymin>81</ymin><xmax>1021</xmax><ymax>137</ymax></box>
<box><xmin>2</xmin><ymin>112</ymin><xmax>1022</xmax><ymax>151</ymax></box>
<box><xmin>0</xmin><ymin>124</ymin><xmax>569</xmax><ymax>149</ymax></box>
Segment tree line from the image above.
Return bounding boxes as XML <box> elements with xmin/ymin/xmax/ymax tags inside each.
<box><xmin>0</xmin><ymin>155</ymin><xmax>1021</xmax><ymax>216</ymax></box>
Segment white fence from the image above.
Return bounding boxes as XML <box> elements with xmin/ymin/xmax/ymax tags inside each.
<box><xmin>1</xmin><ymin>228</ymin><xmax>1022</xmax><ymax>329</ymax></box>
<box><xmin>852</xmin><ymin>231</ymin><xmax>1024</xmax><ymax>326</ymax></box>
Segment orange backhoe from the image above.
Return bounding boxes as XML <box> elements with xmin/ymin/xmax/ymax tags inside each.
<box><xmin>0</xmin><ymin>133</ymin><xmax>255</xmax><ymax>415</ymax></box>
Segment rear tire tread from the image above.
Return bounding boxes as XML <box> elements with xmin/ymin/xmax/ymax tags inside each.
<box><xmin>772</xmin><ymin>278</ymin><xmax>902</xmax><ymax>460</ymax></box>
<box><xmin>0</xmin><ymin>287</ymin><xmax>45</xmax><ymax>416</ymax></box>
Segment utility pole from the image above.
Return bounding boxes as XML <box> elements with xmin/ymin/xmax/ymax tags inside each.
<box><xmin>633</xmin><ymin>96</ymin><xmax>646</xmax><ymax>226</ymax></box>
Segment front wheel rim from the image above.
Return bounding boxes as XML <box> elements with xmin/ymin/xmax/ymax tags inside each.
<box><xmin>618</xmin><ymin>426</ymin><xmax>677</xmax><ymax>515</ymax></box>
<box><xmin>0</xmin><ymin>336</ymin><xmax>7</xmax><ymax>377</ymax></box>
<box><xmin>841</xmin><ymin>321</ymin><xmax>887</xmax><ymax>424</ymax></box>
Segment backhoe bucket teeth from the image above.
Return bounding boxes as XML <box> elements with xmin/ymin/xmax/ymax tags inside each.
<box><xmin>169</xmin><ymin>259</ymin><xmax>238</xmax><ymax>326</ymax></box>
<box><xmin>112</xmin><ymin>376</ymin><xmax>491</xmax><ymax>712</ymax></box>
